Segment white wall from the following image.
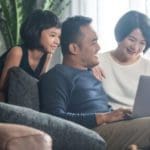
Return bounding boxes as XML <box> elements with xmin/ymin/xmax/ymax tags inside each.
<box><xmin>67</xmin><ymin>0</ymin><xmax>149</xmax><ymax>53</ymax></box>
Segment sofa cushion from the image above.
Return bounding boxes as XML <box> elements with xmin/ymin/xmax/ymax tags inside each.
<box><xmin>0</xmin><ymin>103</ymin><xmax>106</xmax><ymax>150</ymax></box>
<box><xmin>7</xmin><ymin>67</ymin><xmax>39</xmax><ymax>111</ymax></box>
<box><xmin>0</xmin><ymin>123</ymin><xmax>52</xmax><ymax>150</ymax></box>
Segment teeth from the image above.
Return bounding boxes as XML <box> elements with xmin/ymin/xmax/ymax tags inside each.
<box><xmin>127</xmin><ymin>49</ymin><xmax>135</xmax><ymax>54</ymax></box>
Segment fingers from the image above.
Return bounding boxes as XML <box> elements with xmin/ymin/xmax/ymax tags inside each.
<box><xmin>112</xmin><ymin>108</ymin><xmax>128</xmax><ymax>119</ymax></box>
<box><xmin>92</xmin><ymin>66</ymin><xmax>106</xmax><ymax>80</ymax></box>
<box><xmin>107</xmin><ymin>110</ymin><xmax>125</xmax><ymax>122</ymax></box>
<box><xmin>100</xmin><ymin>67</ymin><xmax>106</xmax><ymax>78</ymax></box>
<box><xmin>115</xmin><ymin>108</ymin><xmax>133</xmax><ymax>120</ymax></box>
<box><xmin>103</xmin><ymin>108</ymin><xmax>132</xmax><ymax>124</ymax></box>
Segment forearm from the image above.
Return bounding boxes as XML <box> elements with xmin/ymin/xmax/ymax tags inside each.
<box><xmin>96</xmin><ymin>113</ymin><xmax>107</xmax><ymax>125</ymax></box>
<box><xmin>95</xmin><ymin>112</ymin><xmax>113</xmax><ymax>125</ymax></box>
<box><xmin>41</xmin><ymin>99</ymin><xmax>97</xmax><ymax>128</ymax></box>
<box><xmin>40</xmin><ymin>54</ymin><xmax>53</xmax><ymax>74</ymax></box>
<box><xmin>52</xmin><ymin>110</ymin><xmax>97</xmax><ymax>128</ymax></box>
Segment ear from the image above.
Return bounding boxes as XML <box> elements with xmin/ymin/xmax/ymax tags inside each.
<box><xmin>69</xmin><ymin>43</ymin><xmax>80</xmax><ymax>55</ymax></box>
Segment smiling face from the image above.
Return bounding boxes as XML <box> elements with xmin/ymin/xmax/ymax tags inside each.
<box><xmin>40</xmin><ymin>27</ymin><xmax>61</xmax><ymax>54</ymax></box>
<box><xmin>117</xmin><ymin>28</ymin><xmax>146</xmax><ymax>61</ymax></box>
<box><xmin>77</xmin><ymin>25</ymin><xmax>100</xmax><ymax>68</ymax></box>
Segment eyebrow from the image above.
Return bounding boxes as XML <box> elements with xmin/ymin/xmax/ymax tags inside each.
<box><xmin>48</xmin><ymin>31</ymin><xmax>57</xmax><ymax>34</ymax></box>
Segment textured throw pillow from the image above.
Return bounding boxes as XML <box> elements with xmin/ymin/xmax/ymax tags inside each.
<box><xmin>0</xmin><ymin>103</ymin><xmax>106</xmax><ymax>150</ymax></box>
<box><xmin>7</xmin><ymin>67</ymin><xmax>39</xmax><ymax>111</ymax></box>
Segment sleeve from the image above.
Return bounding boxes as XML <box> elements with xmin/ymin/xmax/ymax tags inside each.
<box><xmin>38</xmin><ymin>70</ymin><xmax>97</xmax><ymax>128</ymax></box>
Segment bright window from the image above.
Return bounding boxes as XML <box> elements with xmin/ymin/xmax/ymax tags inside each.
<box><xmin>69</xmin><ymin>0</ymin><xmax>150</xmax><ymax>53</ymax></box>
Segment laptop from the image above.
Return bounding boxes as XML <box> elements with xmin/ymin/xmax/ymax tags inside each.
<box><xmin>132</xmin><ymin>75</ymin><xmax>150</xmax><ymax>118</ymax></box>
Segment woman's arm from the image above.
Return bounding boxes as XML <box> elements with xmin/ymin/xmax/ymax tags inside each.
<box><xmin>92</xmin><ymin>65</ymin><xmax>106</xmax><ymax>80</ymax></box>
<box><xmin>0</xmin><ymin>46</ymin><xmax>23</xmax><ymax>101</ymax></box>
<box><xmin>40</xmin><ymin>53</ymin><xmax>53</xmax><ymax>75</ymax></box>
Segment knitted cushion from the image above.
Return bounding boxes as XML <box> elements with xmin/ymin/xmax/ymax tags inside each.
<box><xmin>7</xmin><ymin>67</ymin><xmax>39</xmax><ymax>111</ymax></box>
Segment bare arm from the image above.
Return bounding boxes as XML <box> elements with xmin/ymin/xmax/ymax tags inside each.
<box><xmin>0</xmin><ymin>46</ymin><xmax>23</xmax><ymax>100</ymax></box>
<box><xmin>40</xmin><ymin>53</ymin><xmax>53</xmax><ymax>75</ymax></box>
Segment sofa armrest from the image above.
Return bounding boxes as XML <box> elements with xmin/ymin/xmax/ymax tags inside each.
<box><xmin>0</xmin><ymin>123</ymin><xmax>52</xmax><ymax>150</ymax></box>
<box><xmin>0</xmin><ymin>103</ymin><xmax>106</xmax><ymax>150</ymax></box>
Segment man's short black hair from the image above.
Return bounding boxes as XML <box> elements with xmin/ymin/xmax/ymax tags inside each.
<box><xmin>61</xmin><ymin>16</ymin><xmax>92</xmax><ymax>55</ymax></box>
<box><xmin>20</xmin><ymin>9</ymin><xmax>61</xmax><ymax>51</ymax></box>
<box><xmin>115</xmin><ymin>10</ymin><xmax>150</xmax><ymax>52</ymax></box>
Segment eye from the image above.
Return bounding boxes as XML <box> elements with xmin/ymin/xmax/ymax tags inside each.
<box><xmin>48</xmin><ymin>32</ymin><xmax>57</xmax><ymax>37</ymax></box>
<box><xmin>91</xmin><ymin>39</ymin><xmax>98</xmax><ymax>45</ymax></box>
<box><xmin>140</xmin><ymin>41</ymin><xmax>146</xmax><ymax>46</ymax></box>
<box><xmin>49</xmin><ymin>34</ymin><xmax>55</xmax><ymax>37</ymax></box>
<box><xmin>128</xmin><ymin>38</ymin><xmax>135</xmax><ymax>42</ymax></box>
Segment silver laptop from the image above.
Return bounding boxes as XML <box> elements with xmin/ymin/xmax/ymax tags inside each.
<box><xmin>132</xmin><ymin>75</ymin><xmax>150</xmax><ymax>118</ymax></box>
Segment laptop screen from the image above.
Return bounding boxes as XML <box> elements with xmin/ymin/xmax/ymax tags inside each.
<box><xmin>132</xmin><ymin>75</ymin><xmax>150</xmax><ymax>118</ymax></box>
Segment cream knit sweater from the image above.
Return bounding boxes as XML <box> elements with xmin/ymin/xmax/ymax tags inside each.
<box><xmin>100</xmin><ymin>51</ymin><xmax>150</xmax><ymax>109</ymax></box>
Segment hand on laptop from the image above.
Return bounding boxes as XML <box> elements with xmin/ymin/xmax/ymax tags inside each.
<box><xmin>96</xmin><ymin>108</ymin><xmax>132</xmax><ymax>125</ymax></box>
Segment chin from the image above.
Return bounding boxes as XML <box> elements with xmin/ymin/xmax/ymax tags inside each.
<box><xmin>95</xmin><ymin>60</ymin><xmax>100</xmax><ymax>65</ymax></box>
<box><xmin>91</xmin><ymin>62</ymin><xmax>99</xmax><ymax>68</ymax></box>
<box><xmin>47</xmin><ymin>50</ymin><xmax>54</xmax><ymax>54</ymax></box>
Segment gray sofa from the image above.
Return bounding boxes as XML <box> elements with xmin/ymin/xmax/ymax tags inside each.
<box><xmin>0</xmin><ymin>67</ymin><xmax>106</xmax><ymax>150</ymax></box>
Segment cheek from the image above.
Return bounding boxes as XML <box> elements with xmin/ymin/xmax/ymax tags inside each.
<box><xmin>40</xmin><ymin>35</ymin><xmax>46</xmax><ymax>45</ymax></box>
<box><xmin>41</xmin><ymin>36</ymin><xmax>51</xmax><ymax>46</ymax></box>
<box><xmin>118</xmin><ymin>44</ymin><xmax>127</xmax><ymax>53</ymax></box>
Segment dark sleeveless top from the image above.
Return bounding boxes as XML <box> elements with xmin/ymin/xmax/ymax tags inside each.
<box><xmin>0</xmin><ymin>45</ymin><xmax>47</xmax><ymax>79</ymax></box>
<box><xmin>20</xmin><ymin>45</ymin><xmax>47</xmax><ymax>79</ymax></box>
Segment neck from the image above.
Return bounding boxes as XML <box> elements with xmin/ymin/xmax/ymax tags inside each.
<box><xmin>29</xmin><ymin>49</ymin><xmax>44</xmax><ymax>60</ymax></box>
<box><xmin>63</xmin><ymin>55</ymin><xmax>87</xmax><ymax>70</ymax></box>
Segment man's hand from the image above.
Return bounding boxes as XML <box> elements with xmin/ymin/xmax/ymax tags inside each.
<box><xmin>96</xmin><ymin>108</ymin><xmax>132</xmax><ymax>125</ymax></box>
<box><xmin>92</xmin><ymin>65</ymin><xmax>105</xmax><ymax>80</ymax></box>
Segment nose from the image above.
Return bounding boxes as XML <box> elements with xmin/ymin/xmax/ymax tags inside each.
<box><xmin>97</xmin><ymin>43</ymin><xmax>101</xmax><ymax>52</ymax></box>
<box><xmin>54</xmin><ymin>37</ymin><xmax>60</xmax><ymax>46</ymax></box>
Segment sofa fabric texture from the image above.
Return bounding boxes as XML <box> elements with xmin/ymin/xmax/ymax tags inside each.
<box><xmin>0</xmin><ymin>123</ymin><xmax>52</xmax><ymax>150</ymax></box>
<box><xmin>7</xmin><ymin>67</ymin><xmax>39</xmax><ymax>111</ymax></box>
<box><xmin>1</xmin><ymin>67</ymin><xmax>106</xmax><ymax>150</ymax></box>
<box><xmin>0</xmin><ymin>103</ymin><xmax>106</xmax><ymax>150</ymax></box>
